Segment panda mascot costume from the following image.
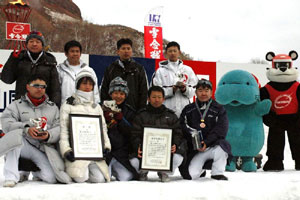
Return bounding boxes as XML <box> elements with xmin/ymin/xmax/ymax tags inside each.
<box><xmin>261</xmin><ymin>50</ymin><xmax>300</xmax><ymax>171</ymax></box>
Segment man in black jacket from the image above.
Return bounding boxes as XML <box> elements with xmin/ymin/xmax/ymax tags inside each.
<box><xmin>1</xmin><ymin>31</ymin><xmax>61</xmax><ymax>106</ymax></box>
<box><xmin>130</xmin><ymin>86</ymin><xmax>185</xmax><ymax>182</ymax></box>
<box><xmin>179</xmin><ymin>79</ymin><xmax>231</xmax><ymax>181</ymax></box>
<box><xmin>100</xmin><ymin>38</ymin><xmax>148</xmax><ymax>111</ymax></box>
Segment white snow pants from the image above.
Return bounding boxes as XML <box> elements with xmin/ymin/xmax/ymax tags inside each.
<box><xmin>4</xmin><ymin>138</ymin><xmax>56</xmax><ymax>183</ymax></box>
<box><xmin>72</xmin><ymin>162</ymin><xmax>105</xmax><ymax>183</ymax></box>
<box><xmin>130</xmin><ymin>153</ymin><xmax>183</xmax><ymax>175</ymax></box>
<box><xmin>189</xmin><ymin>145</ymin><xmax>228</xmax><ymax>179</ymax></box>
<box><xmin>109</xmin><ymin>157</ymin><xmax>133</xmax><ymax>181</ymax></box>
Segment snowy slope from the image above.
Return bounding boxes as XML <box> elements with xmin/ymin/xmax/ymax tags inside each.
<box><xmin>0</xmin><ymin>130</ymin><xmax>299</xmax><ymax>200</ymax></box>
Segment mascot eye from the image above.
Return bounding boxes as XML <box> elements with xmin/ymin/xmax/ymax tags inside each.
<box><xmin>275</xmin><ymin>63</ymin><xmax>280</xmax><ymax>68</ymax></box>
<box><xmin>223</xmin><ymin>82</ymin><xmax>226</xmax><ymax>85</ymax></box>
<box><xmin>246</xmin><ymin>82</ymin><xmax>250</xmax><ymax>85</ymax></box>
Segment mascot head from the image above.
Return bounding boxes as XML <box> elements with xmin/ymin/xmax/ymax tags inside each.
<box><xmin>265</xmin><ymin>51</ymin><xmax>298</xmax><ymax>83</ymax></box>
<box><xmin>215</xmin><ymin>70</ymin><xmax>260</xmax><ymax>106</ymax></box>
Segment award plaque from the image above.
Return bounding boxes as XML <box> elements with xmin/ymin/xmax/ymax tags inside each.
<box><xmin>69</xmin><ymin>114</ymin><xmax>104</xmax><ymax>160</ymax></box>
<box><xmin>140</xmin><ymin>127</ymin><xmax>172</xmax><ymax>171</ymax></box>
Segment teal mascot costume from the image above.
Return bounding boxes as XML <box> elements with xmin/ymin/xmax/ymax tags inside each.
<box><xmin>215</xmin><ymin>70</ymin><xmax>271</xmax><ymax>172</ymax></box>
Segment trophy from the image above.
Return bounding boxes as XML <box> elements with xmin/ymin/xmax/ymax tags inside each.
<box><xmin>187</xmin><ymin>124</ymin><xmax>203</xmax><ymax>150</ymax></box>
<box><xmin>102</xmin><ymin>100</ymin><xmax>121</xmax><ymax>113</ymax></box>
<box><xmin>175</xmin><ymin>73</ymin><xmax>187</xmax><ymax>89</ymax></box>
<box><xmin>30</xmin><ymin>117</ymin><xmax>47</xmax><ymax>136</ymax></box>
<box><xmin>102</xmin><ymin>100</ymin><xmax>121</xmax><ymax>128</ymax></box>
<box><xmin>0</xmin><ymin>130</ymin><xmax>5</xmax><ymax>138</ymax></box>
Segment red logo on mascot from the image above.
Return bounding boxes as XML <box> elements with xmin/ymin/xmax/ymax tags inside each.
<box><xmin>274</xmin><ymin>94</ymin><xmax>292</xmax><ymax>109</ymax></box>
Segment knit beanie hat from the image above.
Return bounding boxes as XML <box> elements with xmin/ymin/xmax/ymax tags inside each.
<box><xmin>75</xmin><ymin>70</ymin><xmax>97</xmax><ymax>108</ymax></box>
<box><xmin>75</xmin><ymin>70</ymin><xmax>96</xmax><ymax>89</ymax></box>
<box><xmin>26</xmin><ymin>31</ymin><xmax>45</xmax><ymax>46</ymax></box>
<box><xmin>108</xmin><ymin>77</ymin><xmax>129</xmax><ymax>97</ymax></box>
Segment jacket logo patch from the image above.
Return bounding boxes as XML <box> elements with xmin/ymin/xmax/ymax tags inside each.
<box><xmin>208</xmin><ymin>114</ymin><xmax>214</xmax><ymax>118</ymax></box>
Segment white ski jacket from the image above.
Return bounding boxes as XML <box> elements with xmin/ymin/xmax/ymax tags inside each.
<box><xmin>152</xmin><ymin>60</ymin><xmax>198</xmax><ymax>117</ymax></box>
<box><xmin>57</xmin><ymin>60</ymin><xmax>100</xmax><ymax>105</ymax></box>
<box><xmin>0</xmin><ymin>95</ymin><xmax>72</xmax><ymax>183</ymax></box>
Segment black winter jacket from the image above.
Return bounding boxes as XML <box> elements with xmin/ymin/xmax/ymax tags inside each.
<box><xmin>105</xmin><ymin>102</ymin><xmax>139</xmax><ymax>180</ymax></box>
<box><xmin>100</xmin><ymin>59</ymin><xmax>148</xmax><ymax>111</ymax></box>
<box><xmin>179</xmin><ymin>99</ymin><xmax>232</xmax><ymax>179</ymax></box>
<box><xmin>180</xmin><ymin>99</ymin><xmax>231</xmax><ymax>154</ymax></box>
<box><xmin>1</xmin><ymin>50</ymin><xmax>61</xmax><ymax>106</ymax></box>
<box><xmin>130</xmin><ymin>104</ymin><xmax>185</xmax><ymax>157</ymax></box>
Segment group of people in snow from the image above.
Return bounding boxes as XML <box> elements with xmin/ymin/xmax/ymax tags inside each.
<box><xmin>0</xmin><ymin>30</ymin><xmax>298</xmax><ymax>187</ymax></box>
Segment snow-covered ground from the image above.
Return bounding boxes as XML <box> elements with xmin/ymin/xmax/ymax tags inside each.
<box><xmin>0</xmin><ymin>131</ymin><xmax>299</xmax><ymax>200</ymax></box>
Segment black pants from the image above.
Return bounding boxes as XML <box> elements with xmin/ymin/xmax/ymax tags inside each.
<box><xmin>267</xmin><ymin>127</ymin><xmax>300</xmax><ymax>160</ymax></box>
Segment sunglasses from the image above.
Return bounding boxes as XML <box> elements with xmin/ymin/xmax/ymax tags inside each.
<box><xmin>195</xmin><ymin>79</ymin><xmax>212</xmax><ymax>88</ymax></box>
<box><xmin>29</xmin><ymin>84</ymin><xmax>47</xmax><ymax>89</ymax></box>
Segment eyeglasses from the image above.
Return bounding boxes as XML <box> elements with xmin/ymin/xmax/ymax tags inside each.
<box><xmin>29</xmin><ymin>84</ymin><xmax>47</xmax><ymax>89</ymax></box>
<box><xmin>195</xmin><ymin>79</ymin><xmax>212</xmax><ymax>89</ymax></box>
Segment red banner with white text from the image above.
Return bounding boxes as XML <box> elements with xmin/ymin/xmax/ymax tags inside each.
<box><xmin>144</xmin><ymin>26</ymin><xmax>164</xmax><ymax>59</ymax></box>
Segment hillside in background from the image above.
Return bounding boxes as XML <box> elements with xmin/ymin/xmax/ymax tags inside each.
<box><xmin>0</xmin><ymin>0</ymin><xmax>191</xmax><ymax>59</ymax></box>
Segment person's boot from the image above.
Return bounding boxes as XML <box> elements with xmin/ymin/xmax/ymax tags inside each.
<box><xmin>263</xmin><ymin>158</ymin><xmax>284</xmax><ymax>171</ymax></box>
<box><xmin>295</xmin><ymin>160</ymin><xmax>300</xmax><ymax>170</ymax></box>
<box><xmin>139</xmin><ymin>171</ymin><xmax>148</xmax><ymax>181</ymax></box>
<box><xmin>211</xmin><ymin>175</ymin><xmax>228</xmax><ymax>181</ymax></box>
<box><xmin>19</xmin><ymin>172</ymin><xmax>29</xmax><ymax>182</ymax></box>
<box><xmin>158</xmin><ymin>172</ymin><xmax>170</xmax><ymax>182</ymax></box>
<box><xmin>3</xmin><ymin>180</ymin><xmax>17</xmax><ymax>187</ymax></box>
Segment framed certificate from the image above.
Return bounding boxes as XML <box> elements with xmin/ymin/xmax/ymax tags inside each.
<box><xmin>69</xmin><ymin>114</ymin><xmax>104</xmax><ymax>160</ymax></box>
<box><xmin>140</xmin><ymin>127</ymin><xmax>173</xmax><ymax>172</ymax></box>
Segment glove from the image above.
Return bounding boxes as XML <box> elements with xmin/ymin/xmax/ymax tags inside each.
<box><xmin>12</xmin><ymin>47</ymin><xmax>21</xmax><ymax>58</ymax></box>
<box><xmin>114</xmin><ymin>112</ymin><xmax>123</xmax><ymax>122</ymax></box>
<box><xmin>104</xmin><ymin>111</ymin><xmax>113</xmax><ymax>123</ymax></box>
<box><xmin>65</xmin><ymin>151</ymin><xmax>75</xmax><ymax>162</ymax></box>
<box><xmin>103</xmin><ymin>148</ymin><xmax>110</xmax><ymax>157</ymax></box>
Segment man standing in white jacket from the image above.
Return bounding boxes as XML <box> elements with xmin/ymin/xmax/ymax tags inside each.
<box><xmin>152</xmin><ymin>41</ymin><xmax>198</xmax><ymax>117</ymax></box>
<box><xmin>57</xmin><ymin>40</ymin><xmax>100</xmax><ymax>105</ymax></box>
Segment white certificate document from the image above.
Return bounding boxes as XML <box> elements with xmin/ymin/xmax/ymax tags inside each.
<box><xmin>141</xmin><ymin>127</ymin><xmax>172</xmax><ymax>171</ymax></box>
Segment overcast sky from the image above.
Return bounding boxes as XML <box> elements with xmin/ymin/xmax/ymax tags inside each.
<box><xmin>73</xmin><ymin>0</ymin><xmax>300</xmax><ymax>66</ymax></box>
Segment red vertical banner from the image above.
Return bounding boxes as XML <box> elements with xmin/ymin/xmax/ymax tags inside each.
<box><xmin>144</xmin><ymin>7</ymin><xmax>164</xmax><ymax>59</ymax></box>
<box><xmin>144</xmin><ymin>26</ymin><xmax>163</xmax><ymax>59</ymax></box>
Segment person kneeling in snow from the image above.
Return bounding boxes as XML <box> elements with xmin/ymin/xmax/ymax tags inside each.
<box><xmin>103</xmin><ymin>77</ymin><xmax>139</xmax><ymax>181</ymax></box>
<box><xmin>59</xmin><ymin>70</ymin><xmax>111</xmax><ymax>183</ymax></box>
<box><xmin>130</xmin><ymin>86</ymin><xmax>185</xmax><ymax>182</ymax></box>
<box><xmin>179</xmin><ymin>79</ymin><xmax>231</xmax><ymax>181</ymax></box>
<box><xmin>1</xmin><ymin>75</ymin><xmax>62</xmax><ymax>187</ymax></box>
